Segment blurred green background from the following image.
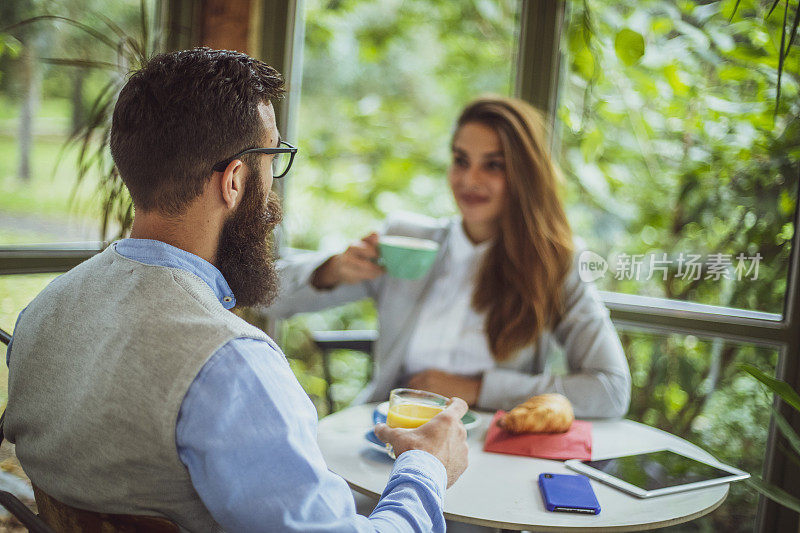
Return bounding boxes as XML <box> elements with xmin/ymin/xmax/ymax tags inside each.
<box><xmin>1</xmin><ymin>0</ymin><xmax>798</xmax><ymax>530</ymax></box>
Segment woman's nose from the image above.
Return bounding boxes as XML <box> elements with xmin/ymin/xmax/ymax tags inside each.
<box><xmin>462</xmin><ymin>165</ymin><xmax>482</xmax><ymax>188</ymax></box>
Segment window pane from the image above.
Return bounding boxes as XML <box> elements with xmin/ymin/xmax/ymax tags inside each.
<box><xmin>612</xmin><ymin>328</ymin><xmax>777</xmax><ymax>531</ymax></box>
<box><xmin>0</xmin><ymin>2</ymin><xmax>148</xmax><ymax>244</ymax></box>
<box><xmin>287</xmin><ymin>0</ymin><xmax>520</xmax><ymax>250</ymax></box>
<box><xmin>557</xmin><ymin>0</ymin><xmax>798</xmax><ymax>314</ymax></box>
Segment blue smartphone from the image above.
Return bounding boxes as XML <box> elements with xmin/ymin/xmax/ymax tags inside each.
<box><xmin>538</xmin><ymin>473</ymin><xmax>601</xmax><ymax>515</ymax></box>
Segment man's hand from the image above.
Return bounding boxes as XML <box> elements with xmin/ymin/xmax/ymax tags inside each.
<box><xmin>406</xmin><ymin>369</ymin><xmax>482</xmax><ymax>407</ymax></box>
<box><xmin>374</xmin><ymin>398</ymin><xmax>470</xmax><ymax>488</ymax></box>
<box><xmin>311</xmin><ymin>233</ymin><xmax>384</xmax><ymax>289</ymax></box>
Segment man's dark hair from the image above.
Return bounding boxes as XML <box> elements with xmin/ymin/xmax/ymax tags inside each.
<box><xmin>110</xmin><ymin>47</ymin><xmax>284</xmax><ymax>215</ymax></box>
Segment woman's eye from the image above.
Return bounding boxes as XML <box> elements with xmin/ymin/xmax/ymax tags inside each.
<box><xmin>486</xmin><ymin>160</ymin><xmax>505</xmax><ymax>171</ymax></box>
<box><xmin>454</xmin><ymin>156</ymin><xmax>469</xmax><ymax>168</ymax></box>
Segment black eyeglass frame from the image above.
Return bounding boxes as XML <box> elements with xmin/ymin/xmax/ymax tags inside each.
<box><xmin>211</xmin><ymin>141</ymin><xmax>298</xmax><ymax>178</ymax></box>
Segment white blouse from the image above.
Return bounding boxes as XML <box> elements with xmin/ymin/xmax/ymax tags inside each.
<box><xmin>403</xmin><ymin>220</ymin><xmax>495</xmax><ymax>377</ymax></box>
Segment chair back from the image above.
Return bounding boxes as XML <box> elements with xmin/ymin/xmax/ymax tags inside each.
<box><xmin>33</xmin><ymin>485</ymin><xmax>179</xmax><ymax>533</ymax></box>
<box><xmin>0</xmin><ymin>327</ymin><xmax>10</xmax><ymax>346</ymax></box>
<box><xmin>313</xmin><ymin>329</ymin><xmax>377</xmax><ymax>413</ymax></box>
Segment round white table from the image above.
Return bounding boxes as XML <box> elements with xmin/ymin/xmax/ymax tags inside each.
<box><xmin>317</xmin><ymin>403</ymin><xmax>729</xmax><ymax>531</ymax></box>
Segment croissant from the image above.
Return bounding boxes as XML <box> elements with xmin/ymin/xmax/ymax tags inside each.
<box><xmin>500</xmin><ymin>393</ymin><xmax>574</xmax><ymax>434</ymax></box>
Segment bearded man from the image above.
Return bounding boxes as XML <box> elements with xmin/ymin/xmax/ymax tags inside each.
<box><xmin>4</xmin><ymin>48</ymin><xmax>468</xmax><ymax>532</ymax></box>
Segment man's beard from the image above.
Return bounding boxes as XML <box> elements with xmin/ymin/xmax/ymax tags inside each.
<box><xmin>216</xmin><ymin>173</ymin><xmax>283</xmax><ymax>308</ymax></box>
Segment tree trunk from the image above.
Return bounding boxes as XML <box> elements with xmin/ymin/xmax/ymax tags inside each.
<box><xmin>17</xmin><ymin>44</ymin><xmax>41</xmax><ymax>182</ymax></box>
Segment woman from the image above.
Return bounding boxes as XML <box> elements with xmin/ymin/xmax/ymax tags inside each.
<box><xmin>269</xmin><ymin>96</ymin><xmax>630</xmax><ymax>418</ymax></box>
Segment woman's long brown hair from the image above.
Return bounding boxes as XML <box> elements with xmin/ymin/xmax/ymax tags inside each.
<box><xmin>457</xmin><ymin>96</ymin><xmax>574</xmax><ymax>361</ymax></box>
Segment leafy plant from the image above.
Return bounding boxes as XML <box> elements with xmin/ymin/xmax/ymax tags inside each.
<box><xmin>1</xmin><ymin>0</ymin><xmax>160</xmax><ymax>239</ymax></box>
<box><xmin>556</xmin><ymin>2</ymin><xmax>797</xmax><ymax>528</ymax></box>
<box><xmin>740</xmin><ymin>363</ymin><xmax>800</xmax><ymax>512</ymax></box>
<box><xmin>730</xmin><ymin>0</ymin><xmax>800</xmax><ymax>111</ymax></box>
<box><xmin>0</xmin><ymin>33</ymin><xmax>21</xmax><ymax>60</ymax></box>
<box><xmin>579</xmin><ymin>0</ymin><xmax>800</xmax><ymax>114</ymax></box>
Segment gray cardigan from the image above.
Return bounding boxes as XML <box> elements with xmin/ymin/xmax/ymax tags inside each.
<box><xmin>267</xmin><ymin>213</ymin><xmax>631</xmax><ymax>418</ymax></box>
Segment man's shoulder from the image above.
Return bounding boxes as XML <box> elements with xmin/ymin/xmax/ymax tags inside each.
<box><xmin>223</xmin><ymin>335</ymin><xmax>284</xmax><ymax>360</ymax></box>
<box><xmin>19</xmin><ymin>247</ymin><xmax>113</xmax><ymax>315</ymax></box>
<box><xmin>202</xmin><ymin>336</ymin><xmax>307</xmax><ymax>407</ymax></box>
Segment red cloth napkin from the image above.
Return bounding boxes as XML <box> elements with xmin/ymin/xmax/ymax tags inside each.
<box><xmin>483</xmin><ymin>410</ymin><xmax>592</xmax><ymax>461</ymax></box>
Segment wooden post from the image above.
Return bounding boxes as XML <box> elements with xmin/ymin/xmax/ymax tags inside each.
<box><xmin>200</xmin><ymin>0</ymin><xmax>253</xmax><ymax>53</ymax></box>
<box><xmin>162</xmin><ymin>0</ymin><xmax>258</xmax><ymax>54</ymax></box>
<box><xmin>515</xmin><ymin>1</ymin><xmax>565</xmax><ymax>124</ymax></box>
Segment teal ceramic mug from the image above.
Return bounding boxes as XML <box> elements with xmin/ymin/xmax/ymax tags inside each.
<box><xmin>378</xmin><ymin>235</ymin><xmax>440</xmax><ymax>279</ymax></box>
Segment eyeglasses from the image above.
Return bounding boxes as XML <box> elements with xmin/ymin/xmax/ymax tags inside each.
<box><xmin>212</xmin><ymin>140</ymin><xmax>298</xmax><ymax>178</ymax></box>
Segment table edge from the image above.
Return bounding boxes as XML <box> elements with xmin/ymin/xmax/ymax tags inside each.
<box><xmin>349</xmin><ymin>482</ymin><xmax>728</xmax><ymax>531</ymax></box>
<box><xmin>446</xmin><ymin>487</ymin><xmax>727</xmax><ymax>531</ymax></box>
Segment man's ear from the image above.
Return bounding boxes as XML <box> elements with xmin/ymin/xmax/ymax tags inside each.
<box><xmin>219</xmin><ymin>159</ymin><xmax>246</xmax><ymax>210</ymax></box>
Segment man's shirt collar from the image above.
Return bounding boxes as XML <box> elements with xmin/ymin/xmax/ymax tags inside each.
<box><xmin>114</xmin><ymin>238</ymin><xmax>237</xmax><ymax>309</ymax></box>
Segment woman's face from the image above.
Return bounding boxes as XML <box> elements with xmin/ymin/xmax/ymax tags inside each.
<box><xmin>448</xmin><ymin>121</ymin><xmax>508</xmax><ymax>241</ymax></box>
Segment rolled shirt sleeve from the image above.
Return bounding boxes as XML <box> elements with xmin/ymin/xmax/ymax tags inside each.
<box><xmin>176</xmin><ymin>338</ymin><xmax>447</xmax><ymax>532</ymax></box>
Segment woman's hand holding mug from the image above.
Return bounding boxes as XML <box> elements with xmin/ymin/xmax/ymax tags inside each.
<box><xmin>312</xmin><ymin>232</ymin><xmax>385</xmax><ymax>289</ymax></box>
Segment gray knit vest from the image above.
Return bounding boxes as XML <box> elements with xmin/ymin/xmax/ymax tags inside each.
<box><xmin>6</xmin><ymin>245</ymin><xmax>271</xmax><ymax>532</ymax></box>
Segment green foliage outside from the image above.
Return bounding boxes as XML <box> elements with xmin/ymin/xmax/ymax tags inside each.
<box><xmin>560</xmin><ymin>0</ymin><xmax>799</xmax><ymax>314</ymax></box>
<box><xmin>283</xmin><ymin>0</ymin><xmax>519</xmax><ymax>250</ymax></box>
<box><xmin>740</xmin><ymin>363</ymin><xmax>800</xmax><ymax>514</ymax></box>
<box><xmin>0</xmin><ymin>133</ymin><xmax>103</xmax><ymax>222</ymax></box>
<box><xmin>555</xmin><ymin>3</ymin><xmax>797</xmax><ymax>527</ymax></box>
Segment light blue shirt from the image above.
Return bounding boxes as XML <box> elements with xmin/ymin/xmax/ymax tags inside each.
<box><xmin>108</xmin><ymin>238</ymin><xmax>448</xmax><ymax>532</ymax></box>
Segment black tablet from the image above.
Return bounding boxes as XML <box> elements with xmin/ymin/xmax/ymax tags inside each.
<box><xmin>565</xmin><ymin>448</ymin><xmax>749</xmax><ymax>498</ymax></box>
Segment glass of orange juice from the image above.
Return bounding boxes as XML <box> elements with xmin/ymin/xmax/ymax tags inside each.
<box><xmin>387</xmin><ymin>388</ymin><xmax>448</xmax><ymax>429</ymax></box>
<box><xmin>382</xmin><ymin>388</ymin><xmax>448</xmax><ymax>459</ymax></box>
